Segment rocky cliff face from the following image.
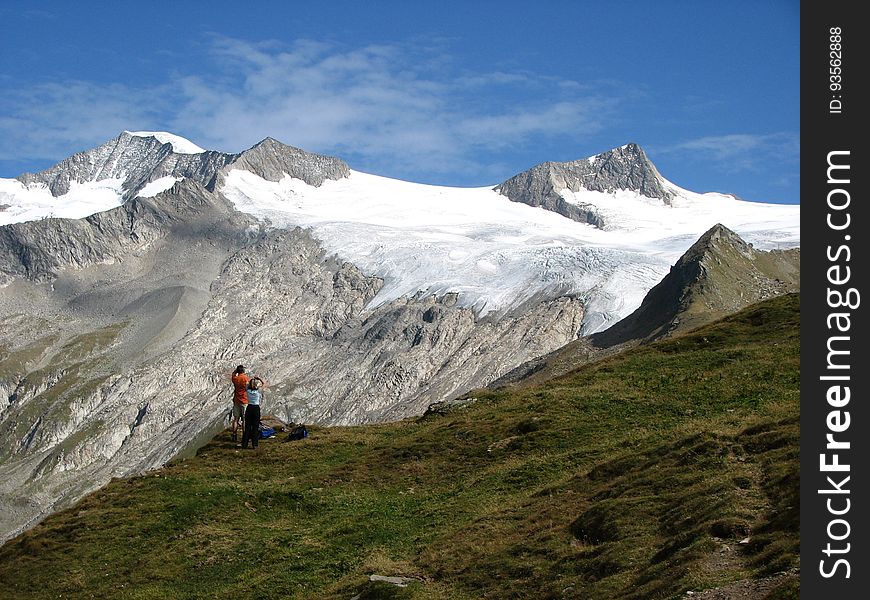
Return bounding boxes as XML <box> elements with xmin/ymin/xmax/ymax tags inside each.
<box><xmin>0</xmin><ymin>179</ymin><xmax>233</xmax><ymax>282</ymax></box>
<box><xmin>494</xmin><ymin>143</ymin><xmax>673</xmax><ymax>227</ymax></box>
<box><xmin>0</xmin><ymin>174</ymin><xmax>584</xmax><ymax>542</ymax></box>
<box><xmin>16</xmin><ymin>132</ymin><xmax>233</xmax><ymax>198</ymax></box>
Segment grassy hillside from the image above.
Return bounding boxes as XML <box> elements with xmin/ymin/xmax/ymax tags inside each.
<box><xmin>0</xmin><ymin>294</ymin><xmax>800</xmax><ymax>599</ymax></box>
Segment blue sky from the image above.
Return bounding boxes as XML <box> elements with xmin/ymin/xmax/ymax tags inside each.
<box><xmin>0</xmin><ymin>1</ymin><xmax>799</xmax><ymax>203</ymax></box>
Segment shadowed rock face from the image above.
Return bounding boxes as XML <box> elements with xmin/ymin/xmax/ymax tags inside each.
<box><xmin>0</xmin><ymin>179</ymin><xmax>239</xmax><ymax>282</ymax></box>
<box><xmin>590</xmin><ymin>224</ymin><xmax>800</xmax><ymax>347</ymax></box>
<box><xmin>0</xmin><ymin>172</ymin><xmax>584</xmax><ymax>543</ymax></box>
<box><xmin>494</xmin><ymin>143</ymin><xmax>673</xmax><ymax>227</ymax></box>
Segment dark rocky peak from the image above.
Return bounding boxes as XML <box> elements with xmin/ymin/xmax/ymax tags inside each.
<box><xmin>679</xmin><ymin>223</ymin><xmax>754</xmax><ymax>263</ymax></box>
<box><xmin>584</xmin><ymin>143</ymin><xmax>672</xmax><ymax>200</ymax></box>
<box><xmin>226</xmin><ymin>137</ymin><xmax>350</xmax><ymax>187</ymax></box>
<box><xmin>0</xmin><ymin>134</ymin><xmax>350</xmax><ymax>284</ymax></box>
<box><xmin>493</xmin><ymin>143</ymin><xmax>673</xmax><ymax>227</ymax></box>
<box><xmin>17</xmin><ymin>132</ymin><xmax>170</xmax><ymax>196</ymax></box>
<box><xmin>127</xmin><ymin>177</ymin><xmax>236</xmax><ymax>221</ymax></box>
<box><xmin>12</xmin><ymin>133</ymin><xmax>350</xmax><ymax>206</ymax></box>
<box><xmin>590</xmin><ymin>224</ymin><xmax>799</xmax><ymax>347</ymax></box>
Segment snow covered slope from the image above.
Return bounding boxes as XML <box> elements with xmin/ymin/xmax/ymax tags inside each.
<box><xmin>0</xmin><ymin>177</ymin><xmax>126</xmax><ymax>224</ymax></box>
<box><xmin>220</xmin><ymin>164</ymin><xmax>798</xmax><ymax>333</ymax></box>
<box><xmin>0</xmin><ymin>135</ymin><xmax>799</xmax><ymax>333</ymax></box>
<box><xmin>124</xmin><ymin>131</ymin><xmax>205</xmax><ymax>154</ymax></box>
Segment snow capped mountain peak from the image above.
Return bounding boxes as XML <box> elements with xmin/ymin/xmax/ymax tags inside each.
<box><xmin>124</xmin><ymin>131</ymin><xmax>206</xmax><ymax>154</ymax></box>
<box><xmin>0</xmin><ymin>132</ymin><xmax>236</xmax><ymax>224</ymax></box>
<box><xmin>495</xmin><ymin>142</ymin><xmax>672</xmax><ymax>215</ymax></box>
<box><xmin>0</xmin><ymin>132</ymin><xmax>352</xmax><ymax>227</ymax></box>
<box><xmin>229</xmin><ymin>137</ymin><xmax>350</xmax><ymax>187</ymax></box>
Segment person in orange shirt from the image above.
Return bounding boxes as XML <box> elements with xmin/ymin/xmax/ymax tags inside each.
<box><xmin>231</xmin><ymin>365</ymin><xmax>250</xmax><ymax>442</ymax></box>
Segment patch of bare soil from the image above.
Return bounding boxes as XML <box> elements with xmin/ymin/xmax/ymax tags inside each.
<box><xmin>682</xmin><ymin>569</ymin><xmax>799</xmax><ymax>599</ymax></box>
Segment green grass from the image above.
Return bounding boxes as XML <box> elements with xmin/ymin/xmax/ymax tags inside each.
<box><xmin>0</xmin><ymin>294</ymin><xmax>800</xmax><ymax>599</ymax></box>
<box><xmin>58</xmin><ymin>322</ymin><xmax>127</xmax><ymax>363</ymax></box>
<box><xmin>0</xmin><ymin>332</ymin><xmax>60</xmax><ymax>379</ymax></box>
<box><xmin>0</xmin><ymin>320</ymin><xmax>124</xmax><ymax>380</ymax></box>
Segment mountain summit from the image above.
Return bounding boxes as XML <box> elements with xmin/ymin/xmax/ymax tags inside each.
<box><xmin>14</xmin><ymin>131</ymin><xmax>233</xmax><ymax>200</ymax></box>
<box><xmin>494</xmin><ymin>143</ymin><xmax>673</xmax><ymax>227</ymax></box>
<box><xmin>8</xmin><ymin>132</ymin><xmax>349</xmax><ymax>210</ymax></box>
<box><xmin>225</xmin><ymin>137</ymin><xmax>349</xmax><ymax>187</ymax></box>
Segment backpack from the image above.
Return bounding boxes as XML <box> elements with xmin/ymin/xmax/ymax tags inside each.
<box><xmin>258</xmin><ymin>424</ymin><xmax>276</xmax><ymax>439</ymax></box>
<box><xmin>284</xmin><ymin>425</ymin><xmax>309</xmax><ymax>441</ymax></box>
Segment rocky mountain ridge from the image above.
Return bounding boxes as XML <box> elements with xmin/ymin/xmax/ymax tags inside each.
<box><xmin>591</xmin><ymin>223</ymin><xmax>800</xmax><ymax>346</ymax></box>
<box><xmin>14</xmin><ymin>132</ymin><xmax>350</xmax><ymax>201</ymax></box>
<box><xmin>494</xmin><ymin>143</ymin><xmax>673</xmax><ymax>227</ymax></box>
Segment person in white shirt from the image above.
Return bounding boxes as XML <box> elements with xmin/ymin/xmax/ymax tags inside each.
<box><xmin>241</xmin><ymin>377</ymin><xmax>264</xmax><ymax>449</ymax></box>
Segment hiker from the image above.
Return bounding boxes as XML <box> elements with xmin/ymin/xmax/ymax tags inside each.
<box><xmin>241</xmin><ymin>376</ymin><xmax>265</xmax><ymax>449</ymax></box>
<box><xmin>231</xmin><ymin>365</ymin><xmax>250</xmax><ymax>442</ymax></box>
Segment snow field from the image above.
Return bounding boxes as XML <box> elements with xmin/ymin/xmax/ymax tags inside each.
<box><xmin>220</xmin><ymin>169</ymin><xmax>799</xmax><ymax>332</ymax></box>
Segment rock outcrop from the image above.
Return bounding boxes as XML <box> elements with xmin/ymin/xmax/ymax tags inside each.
<box><xmin>494</xmin><ymin>143</ymin><xmax>673</xmax><ymax>227</ymax></box>
<box><xmin>222</xmin><ymin>137</ymin><xmax>350</xmax><ymax>187</ymax></box>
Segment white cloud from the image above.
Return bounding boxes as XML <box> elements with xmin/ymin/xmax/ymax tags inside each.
<box><xmin>0</xmin><ymin>81</ymin><xmax>170</xmax><ymax>162</ymax></box>
<box><xmin>457</xmin><ymin>100</ymin><xmax>611</xmax><ymax>148</ymax></box>
<box><xmin>666</xmin><ymin>132</ymin><xmax>799</xmax><ymax>172</ymax></box>
<box><xmin>0</xmin><ymin>36</ymin><xmax>620</xmax><ymax>181</ymax></box>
